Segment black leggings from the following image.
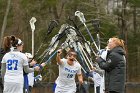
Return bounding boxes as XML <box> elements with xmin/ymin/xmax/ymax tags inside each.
<box><xmin>109</xmin><ymin>91</ymin><xmax>119</xmax><ymax>93</ymax></box>
<box><xmin>96</xmin><ymin>86</ymin><xmax>100</xmax><ymax>93</ymax></box>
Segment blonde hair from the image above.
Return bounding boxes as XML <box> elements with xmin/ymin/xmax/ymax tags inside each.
<box><xmin>110</xmin><ymin>37</ymin><xmax>125</xmax><ymax>51</ymax></box>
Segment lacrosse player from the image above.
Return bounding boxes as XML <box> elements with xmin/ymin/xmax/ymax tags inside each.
<box><xmin>1</xmin><ymin>36</ymin><xmax>40</xmax><ymax>93</ymax></box>
<box><xmin>54</xmin><ymin>49</ymin><xmax>83</xmax><ymax>93</ymax></box>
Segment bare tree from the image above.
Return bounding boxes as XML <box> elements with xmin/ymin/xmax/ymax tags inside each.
<box><xmin>0</xmin><ymin>0</ymin><xmax>11</xmax><ymax>47</ymax></box>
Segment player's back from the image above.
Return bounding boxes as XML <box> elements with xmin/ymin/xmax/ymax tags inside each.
<box><xmin>2</xmin><ymin>51</ymin><xmax>28</xmax><ymax>84</ymax></box>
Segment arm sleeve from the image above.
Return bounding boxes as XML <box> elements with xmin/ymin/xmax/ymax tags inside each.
<box><xmin>1</xmin><ymin>55</ymin><xmax>6</xmax><ymax>79</ymax></box>
<box><xmin>96</xmin><ymin>57</ymin><xmax>110</xmax><ymax>70</ymax></box>
<box><xmin>23</xmin><ymin>65</ymin><xmax>34</xmax><ymax>73</ymax></box>
<box><xmin>1</xmin><ymin>63</ymin><xmax>6</xmax><ymax>80</ymax></box>
<box><xmin>97</xmin><ymin>52</ymin><xmax>122</xmax><ymax>71</ymax></box>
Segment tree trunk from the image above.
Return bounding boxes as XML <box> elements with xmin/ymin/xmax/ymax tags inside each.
<box><xmin>121</xmin><ymin>0</ymin><xmax>127</xmax><ymax>39</ymax></box>
<box><xmin>0</xmin><ymin>0</ymin><xmax>11</xmax><ymax>47</ymax></box>
<box><xmin>133</xmin><ymin>6</ymin><xmax>137</xmax><ymax>35</ymax></box>
<box><xmin>121</xmin><ymin>0</ymin><xmax>128</xmax><ymax>88</ymax></box>
<box><xmin>106</xmin><ymin>0</ymin><xmax>109</xmax><ymax>14</ymax></box>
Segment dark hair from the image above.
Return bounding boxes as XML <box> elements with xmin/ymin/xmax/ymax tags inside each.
<box><xmin>10</xmin><ymin>35</ymin><xmax>19</xmax><ymax>47</ymax></box>
<box><xmin>66</xmin><ymin>48</ymin><xmax>77</xmax><ymax>57</ymax></box>
<box><xmin>3</xmin><ymin>36</ymin><xmax>11</xmax><ymax>52</ymax></box>
<box><xmin>3</xmin><ymin>35</ymin><xmax>23</xmax><ymax>52</ymax></box>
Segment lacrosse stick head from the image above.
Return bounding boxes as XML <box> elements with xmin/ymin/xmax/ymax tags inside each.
<box><xmin>47</xmin><ymin>20</ymin><xmax>59</xmax><ymax>34</ymax></box>
<box><xmin>92</xmin><ymin>19</ymin><xmax>100</xmax><ymax>32</ymax></box>
<box><xmin>65</xmin><ymin>25</ymin><xmax>78</xmax><ymax>43</ymax></box>
<box><xmin>66</xmin><ymin>26</ymin><xmax>77</xmax><ymax>37</ymax></box>
<box><xmin>25</xmin><ymin>52</ymin><xmax>33</xmax><ymax>62</ymax></box>
<box><xmin>29</xmin><ymin>17</ymin><xmax>37</xmax><ymax>31</ymax></box>
<box><xmin>61</xmin><ymin>41</ymin><xmax>69</xmax><ymax>50</ymax></box>
<box><xmin>25</xmin><ymin>53</ymin><xmax>33</xmax><ymax>59</ymax></box>
<box><xmin>58</xmin><ymin>24</ymin><xmax>68</xmax><ymax>34</ymax></box>
<box><xmin>75</xmin><ymin>11</ymin><xmax>86</xmax><ymax>23</ymax></box>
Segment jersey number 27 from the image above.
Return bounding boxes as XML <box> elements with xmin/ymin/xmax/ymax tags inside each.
<box><xmin>7</xmin><ymin>59</ymin><xmax>18</xmax><ymax>70</ymax></box>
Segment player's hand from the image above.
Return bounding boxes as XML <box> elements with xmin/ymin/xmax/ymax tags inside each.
<box><xmin>30</xmin><ymin>60</ymin><xmax>37</xmax><ymax>66</ymax></box>
<box><xmin>34</xmin><ymin>66</ymin><xmax>40</xmax><ymax>71</ymax></box>
<box><xmin>57</xmin><ymin>49</ymin><xmax>62</xmax><ymax>56</ymax></box>
<box><xmin>41</xmin><ymin>63</ymin><xmax>46</xmax><ymax>67</ymax></box>
<box><xmin>91</xmin><ymin>67</ymin><xmax>96</xmax><ymax>71</ymax></box>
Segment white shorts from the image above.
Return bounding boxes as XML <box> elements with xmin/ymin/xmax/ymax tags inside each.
<box><xmin>3</xmin><ymin>82</ymin><xmax>23</xmax><ymax>93</ymax></box>
<box><xmin>55</xmin><ymin>85</ymin><xmax>76</xmax><ymax>93</ymax></box>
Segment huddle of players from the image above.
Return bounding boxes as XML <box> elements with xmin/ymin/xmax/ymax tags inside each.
<box><xmin>0</xmin><ymin>35</ymin><xmax>126</xmax><ymax>93</ymax></box>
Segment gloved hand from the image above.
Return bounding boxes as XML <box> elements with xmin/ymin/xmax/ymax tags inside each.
<box><xmin>85</xmin><ymin>71</ymin><xmax>93</xmax><ymax>78</ymax></box>
<box><xmin>96</xmin><ymin>56</ymin><xmax>105</xmax><ymax>63</ymax></box>
<box><xmin>34</xmin><ymin>64</ymin><xmax>43</xmax><ymax>70</ymax></box>
<box><xmin>34</xmin><ymin>74</ymin><xmax>42</xmax><ymax>82</ymax></box>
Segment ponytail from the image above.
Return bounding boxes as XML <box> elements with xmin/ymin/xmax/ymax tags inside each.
<box><xmin>3</xmin><ymin>36</ymin><xmax>11</xmax><ymax>52</ymax></box>
<box><xmin>3</xmin><ymin>35</ymin><xmax>19</xmax><ymax>52</ymax></box>
<box><xmin>119</xmin><ymin>39</ymin><xmax>125</xmax><ymax>51</ymax></box>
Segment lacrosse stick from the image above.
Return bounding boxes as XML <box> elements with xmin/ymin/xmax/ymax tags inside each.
<box><xmin>34</xmin><ymin>20</ymin><xmax>58</xmax><ymax>57</ymax></box>
<box><xmin>30</xmin><ymin>17</ymin><xmax>37</xmax><ymax>57</ymax></box>
<box><xmin>38</xmin><ymin>24</ymin><xmax>68</xmax><ymax>63</ymax></box>
<box><xmin>68</xmin><ymin>17</ymin><xmax>97</xmax><ymax>56</ymax></box>
<box><xmin>60</xmin><ymin>35</ymin><xmax>89</xmax><ymax>74</ymax></box>
<box><xmin>65</xmin><ymin>33</ymin><xmax>90</xmax><ymax>71</ymax></box>
<box><xmin>47</xmin><ymin>20</ymin><xmax>59</xmax><ymax>34</ymax></box>
<box><xmin>77</xmin><ymin>42</ymin><xmax>93</xmax><ymax>71</ymax></box>
<box><xmin>40</xmin><ymin>40</ymin><xmax>77</xmax><ymax>66</ymax></box>
<box><xmin>92</xmin><ymin>19</ymin><xmax>101</xmax><ymax>50</ymax></box>
<box><xmin>65</xmin><ymin>37</ymin><xmax>86</xmax><ymax>73</ymax></box>
<box><xmin>29</xmin><ymin>20</ymin><xmax>59</xmax><ymax>63</ymax></box>
<box><xmin>74</xmin><ymin>58</ymin><xmax>87</xmax><ymax>74</ymax></box>
<box><xmin>63</xmin><ymin>37</ymin><xmax>88</xmax><ymax>72</ymax></box>
<box><xmin>39</xmin><ymin>38</ymin><xmax>60</xmax><ymax>64</ymax></box>
<box><xmin>75</xmin><ymin>11</ymin><xmax>99</xmax><ymax>51</ymax></box>
<box><xmin>64</xmin><ymin>25</ymin><xmax>93</xmax><ymax>71</ymax></box>
<box><xmin>66</xmin><ymin>36</ymin><xmax>92</xmax><ymax>71</ymax></box>
<box><xmin>84</xmin><ymin>41</ymin><xmax>91</xmax><ymax>55</ymax></box>
<box><xmin>36</xmin><ymin>41</ymin><xmax>73</xmax><ymax>78</ymax></box>
<box><xmin>42</xmin><ymin>40</ymin><xmax>59</xmax><ymax>63</ymax></box>
<box><xmin>76</xmin><ymin>44</ymin><xmax>91</xmax><ymax>72</ymax></box>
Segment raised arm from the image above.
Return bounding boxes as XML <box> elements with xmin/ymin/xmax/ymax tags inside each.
<box><xmin>56</xmin><ymin>49</ymin><xmax>63</xmax><ymax>65</ymax></box>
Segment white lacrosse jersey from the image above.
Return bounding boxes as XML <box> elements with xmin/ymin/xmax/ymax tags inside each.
<box><xmin>92</xmin><ymin>71</ymin><xmax>105</xmax><ymax>93</ymax></box>
<box><xmin>28</xmin><ymin>72</ymin><xmax>34</xmax><ymax>87</ymax></box>
<box><xmin>92</xmin><ymin>72</ymin><xmax>102</xmax><ymax>87</ymax></box>
<box><xmin>1</xmin><ymin>51</ymin><xmax>29</xmax><ymax>84</ymax></box>
<box><xmin>55</xmin><ymin>58</ymin><xmax>81</xmax><ymax>91</ymax></box>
